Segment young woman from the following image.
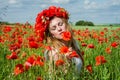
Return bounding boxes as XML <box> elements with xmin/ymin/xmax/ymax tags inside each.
<box><xmin>35</xmin><ymin>6</ymin><xmax>83</xmax><ymax>76</ymax></box>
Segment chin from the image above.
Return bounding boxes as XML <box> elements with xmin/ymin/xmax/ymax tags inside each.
<box><xmin>56</xmin><ymin>37</ymin><xmax>62</xmax><ymax>40</ymax></box>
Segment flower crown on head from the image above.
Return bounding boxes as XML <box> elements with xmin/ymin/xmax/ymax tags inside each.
<box><xmin>35</xmin><ymin>6</ymin><xmax>69</xmax><ymax>42</ymax></box>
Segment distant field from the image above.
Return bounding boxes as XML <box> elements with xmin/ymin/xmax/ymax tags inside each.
<box><xmin>0</xmin><ymin>24</ymin><xmax>120</xmax><ymax>30</ymax></box>
<box><xmin>72</xmin><ymin>25</ymin><xmax>120</xmax><ymax>30</ymax></box>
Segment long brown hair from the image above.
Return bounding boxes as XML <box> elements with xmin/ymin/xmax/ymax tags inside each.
<box><xmin>44</xmin><ymin>17</ymin><xmax>84</xmax><ymax>63</ymax></box>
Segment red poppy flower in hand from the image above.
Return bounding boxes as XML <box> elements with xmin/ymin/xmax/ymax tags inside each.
<box><xmin>69</xmin><ymin>51</ymin><xmax>79</xmax><ymax>58</ymax></box>
<box><xmin>62</xmin><ymin>31</ymin><xmax>71</xmax><ymax>41</ymax></box>
<box><xmin>60</xmin><ymin>46</ymin><xmax>69</xmax><ymax>54</ymax></box>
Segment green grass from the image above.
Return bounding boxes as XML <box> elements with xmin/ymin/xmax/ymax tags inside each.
<box><xmin>72</xmin><ymin>25</ymin><xmax>120</xmax><ymax>30</ymax></box>
<box><xmin>0</xmin><ymin>25</ymin><xmax>120</xmax><ymax>80</ymax></box>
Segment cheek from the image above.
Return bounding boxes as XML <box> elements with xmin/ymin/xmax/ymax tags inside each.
<box><xmin>63</xmin><ymin>27</ymin><xmax>66</xmax><ymax>31</ymax></box>
<box><xmin>52</xmin><ymin>32</ymin><xmax>62</xmax><ymax>39</ymax></box>
<box><xmin>62</xmin><ymin>24</ymin><xmax>67</xmax><ymax>31</ymax></box>
<box><xmin>50</xmin><ymin>31</ymin><xmax>58</xmax><ymax>36</ymax></box>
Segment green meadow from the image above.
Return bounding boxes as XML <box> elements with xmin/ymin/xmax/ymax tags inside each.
<box><xmin>0</xmin><ymin>24</ymin><xmax>120</xmax><ymax>80</ymax></box>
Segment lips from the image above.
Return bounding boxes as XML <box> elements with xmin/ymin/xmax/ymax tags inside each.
<box><xmin>59</xmin><ymin>32</ymin><xmax>63</xmax><ymax>35</ymax></box>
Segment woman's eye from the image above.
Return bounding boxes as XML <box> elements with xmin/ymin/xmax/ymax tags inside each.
<box><xmin>51</xmin><ymin>26</ymin><xmax>56</xmax><ymax>30</ymax></box>
<box><xmin>51</xmin><ymin>28</ymin><xmax>55</xmax><ymax>30</ymax></box>
<box><xmin>58</xmin><ymin>22</ymin><xmax>63</xmax><ymax>26</ymax></box>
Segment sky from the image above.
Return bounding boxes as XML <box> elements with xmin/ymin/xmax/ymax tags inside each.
<box><xmin>0</xmin><ymin>0</ymin><xmax>120</xmax><ymax>24</ymax></box>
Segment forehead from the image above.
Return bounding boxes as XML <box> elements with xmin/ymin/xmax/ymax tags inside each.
<box><xmin>49</xmin><ymin>17</ymin><xmax>63</xmax><ymax>27</ymax></box>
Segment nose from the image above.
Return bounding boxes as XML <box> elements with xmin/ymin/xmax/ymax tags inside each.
<box><xmin>57</xmin><ymin>26</ymin><xmax>62</xmax><ymax>31</ymax></box>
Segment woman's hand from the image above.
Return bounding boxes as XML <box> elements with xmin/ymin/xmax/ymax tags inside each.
<box><xmin>65</xmin><ymin>47</ymin><xmax>80</xmax><ymax>59</ymax></box>
<box><xmin>65</xmin><ymin>47</ymin><xmax>73</xmax><ymax>59</ymax></box>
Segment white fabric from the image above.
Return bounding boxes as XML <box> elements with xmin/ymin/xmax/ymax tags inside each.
<box><xmin>72</xmin><ymin>57</ymin><xmax>83</xmax><ymax>73</ymax></box>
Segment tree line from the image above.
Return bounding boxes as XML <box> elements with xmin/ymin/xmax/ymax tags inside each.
<box><xmin>75</xmin><ymin>20</ymin><xmax>94</xmax><ymax>26</ymax></box>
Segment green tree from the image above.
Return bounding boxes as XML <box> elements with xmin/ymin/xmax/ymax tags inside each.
<box><xmin>75</xmin><ymin>20</ymin><xmax>94</xmax><ymax>26</ymax></box>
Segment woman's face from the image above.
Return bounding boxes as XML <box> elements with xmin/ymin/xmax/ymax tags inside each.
<box><xmin>49</xmin><ymin>17</ymin><xmax>67</xmax><ymax>39</ymax></box>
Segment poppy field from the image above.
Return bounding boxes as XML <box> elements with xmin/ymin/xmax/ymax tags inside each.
<box><xmin>0</xmin><ymin>23</ymin><xmax>120</xmax><ymax>80</ymax></box>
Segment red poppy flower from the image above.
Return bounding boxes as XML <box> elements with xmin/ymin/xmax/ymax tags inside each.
<box><xmin>98</xmin><ymin>36</ymin><xmax>104</xmax><ymax>43</ymax></box>
<box><xmin>86</xmin><ymin>64</ymin><xmax>92</xmax><ymax>73</ymax></box>
<box><xmin>100</xmin><ymin>31</ymin><xmax>105</xmax><ymax>36</ymax></box>
<box><xmin>95</xmin><ymin>55</ymin><xmax>107</xmax><ymax>66</ymax></box>
<box><xmin>9</xmin><ymin>43</ymin><xmax>21</xmax><ymax>51</ymax></box>
<box><xmin>81</xmin><ymin>51</ymin><xmax>84</xmax><ymax>56</ymax></box>
<box><xmin>92</xmin><ymin>33</ymin><xmax>98</xmax><ymax>39</ymax></box>
<box><xmin>69</xmin><ymin>51</ymin><xmax>79</xmax><ymax>58</ymax></box>
<box><xmin>104</xmin><ymin>28</ymin><xmax>108</xmax><ymax>32</ymax></box>
<box><xmin>105</xmin><ymin>47</ymin><xmax>111</xmax><ymax>54</ymax></box>
<box><xmin>34</xmin><ymin>61</ymin><xmax>44</xmax><ymax>67</ymax></box>
<box><xmin>29</xmin><ymin>41</ymin><xmax>39</xmax><ymax>49</ymax></box>
<box><xmin>105</xmin><ymin>38</ymin><xmax>108</xmax><ymax>43</ymax></box>
<box><xmin>37</xmin><ymin>76</ymin><xmax>42</xmax><ymax>80</ymax></box>
<box><xmin>60</xmin><ymin>46</ymin><xmax>69</xmax><ymax>54</ymax></box>
<box><xmin>111</xmin><ymin>42</ymin><xmax>118</xmax><ymax>48</ymax></box>
<box><xmin>24</xmin><ymin>55</ymin><xmax>36</xmax><ymax>70</ymax></box>
<box><xmin>27</xmin><ymin>36</ymin><xmax>35</xmax><ymax>41</ymax></box>
<box><xmin>62</xmin><ymin>31</ymin><xmax>71</xmax><ymax>41</ymax></box>
<box><xmin>55</xmin><ymin>59</ymin><xmax>64</xmax><ymax>67</ymax></box>
<box><xmin>0</xmin><ymin>36</ymin><xmax>4</xmax><ymax>43</ymax></box>
<box><xmin>34</xmin><ymin>56</ymin><xmax>44</xmax><ymax>66</ymax></box>
<box><xmin>6</xmin><ymin>52</ymin><xmax>18</xmax><ymax>60</ymax></box>
<box><xmin>26</xmin><ymin>56</ymin><xmax>35</xmax><ymax>65</ymax></box>
<box><xmin>24</xmin><ymin>61</ymin><xmax>32</xmax><ymax>71</ymax></box>
<box><xmin>17</xmin><ymin>37</ymin><xmax>23</xmax><ymax>44</ymax></box>
<box><xmin>3</xmin><ymin>26</ymin><xmax>12</xmax><ymax>33</ymax></box>
<box><xmin>45</xmin><ymin>46</ymin><xmax>52</xmax><ymax>50</ymax></box>
<box><xmin>49</xmin><ymin>6</ymin><xmax>57</xmax><ymax>17</ymax></box>
<box><xmin>14</xmin><ymin>64</ymin><xmax>24</xmax><ymax>76</ymax></box>
<box><xmin>81</xmin><ymin>43</ymin><xmax>87</xmax><ymax>47</ymax></box>
<box><xmin>87</xmin><ymin>44</ymin><xmax>95</xmax><ymax>48</ymax></box>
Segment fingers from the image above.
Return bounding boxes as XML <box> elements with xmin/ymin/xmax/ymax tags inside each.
<box><xmin>68</xmin><ymin>47</ymin><xmax>72</xmax><ymax>52</ymax></box>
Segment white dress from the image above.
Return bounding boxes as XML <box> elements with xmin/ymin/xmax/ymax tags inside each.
<box><xmin>44</xmin><ymin>40</ymin><xmax>83</xmax><ymax>73</ymax></box>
